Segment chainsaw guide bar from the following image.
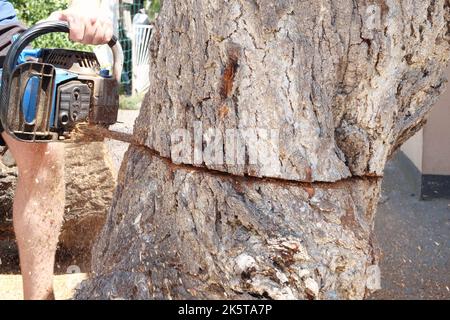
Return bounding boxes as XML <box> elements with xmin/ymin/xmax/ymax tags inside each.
<box><xmin>72</xmin><ymin>123</ymin><xmax>138</xmax><ymax>145</ymax></box>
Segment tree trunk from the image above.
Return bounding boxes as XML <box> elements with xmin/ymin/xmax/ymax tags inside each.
<box><xmin>76</xmin><ymin>0</ymin><xmax>450</xmax><ymax>299</ymax></box>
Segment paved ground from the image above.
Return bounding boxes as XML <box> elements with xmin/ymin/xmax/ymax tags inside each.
<box><xmin>0</xmin><ymin>274</ymin><xmax>87</xmax><ymax>300</ymax></box>
<box><xmin>369</xmin><ymin>153</ymin><xmax>450</xmax><ymax>300</ymax></box>
<box><xmin>105</xmin><ymin>109</ymin><xmax>140</xmax><ymax>171</ymax></box>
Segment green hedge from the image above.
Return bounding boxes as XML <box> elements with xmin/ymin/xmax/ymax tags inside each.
<box><xmin>148</xmin><ymin>0</ymin><xmax>161</xmax><ymax>20</ymax></box>
<box><xmin>10</xmin><ymin>0</ymin><xmax>92</xmax><ymax>51</ymax></box>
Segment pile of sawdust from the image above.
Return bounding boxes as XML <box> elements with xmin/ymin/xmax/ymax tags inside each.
<box><xmin>69</xmin><ymin>123</ymin><xmax>108</xmax><ymax>142</ymax></box>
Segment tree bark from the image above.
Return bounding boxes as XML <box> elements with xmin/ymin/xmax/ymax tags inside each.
<box><xmin>76</xmin><ymin>0</ymin><xmax>450</xmax><ymax>299</ymax></box>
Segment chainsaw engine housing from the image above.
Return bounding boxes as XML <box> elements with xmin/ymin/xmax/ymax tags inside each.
<box><xmin>0</xmin><ymin>48</ymin><xmax>119</xmax><ymax>141</ymax></box>
<box><xmin>0</xmin><ymin>21</ymin><xmax>123</xmax><ymax>143</ymax></box>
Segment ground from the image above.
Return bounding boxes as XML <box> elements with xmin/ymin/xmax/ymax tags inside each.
<box><xmin>0</xmin><ymin>109</ymin><xmax>448</xmax><ymax>299</ymax></box>
<box><xmin>105</xmin><ymin>109</ymin><xmax>139</xmax><ymax>170</ymax></box>
<box><xmin>369</xmin><ymin>153</ymin><xmax>450</xmax><ymax>300</ymax></box>
<box><xmin>0</xmin><ymin>273</ymin><xmax>87</xmax><ymax>300</ymax></box>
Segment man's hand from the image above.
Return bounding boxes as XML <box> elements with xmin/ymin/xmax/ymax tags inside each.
<box><xmin>47</xmin><ymin>2</ymin><xmax>113</xmax><ymax>45</ymax></box>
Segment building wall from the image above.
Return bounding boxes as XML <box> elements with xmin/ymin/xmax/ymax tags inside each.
<box><xmin>422</xmin><ymin>91</ymin><xmax>450</xmax><ymax>175</ymax></box>
<box><xmin>401</xmin><ymin>66</ymin><xmax>450</xmax><ymax>199</ymax></box>
<box><xmin>401</xmin><ymin>129</ymin><xmax>423</xmax><ymax>172</ymax></box>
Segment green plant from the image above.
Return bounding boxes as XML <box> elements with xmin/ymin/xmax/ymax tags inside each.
<box><xmin>147</xmin><ymin>0</ymin><xmax>162</xmax><ymax>21</ymax></box>
<box><xmin>119</xmin><ymin>93</ymin><xmax>144</xmax><ymax>110</ymax></box>
<box><xmin>10</xmin><ymin>0</ymin><xmax>92</xmax><ymax>51</ymax></box>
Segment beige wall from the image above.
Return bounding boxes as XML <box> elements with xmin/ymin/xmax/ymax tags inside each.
<box><xmin>422</xmin><ymin>86</ymin><xmax>450</xmax><ymax>175</ymax></box>
<box><xmin>401</xmin><ymin>129</ymin><xmax>423</xmax><ymax>171</ymax></box>
<box><xmin>402</xmin><ymin>67</ymin><xmax>450</xmax><ymax>176</ymax></box>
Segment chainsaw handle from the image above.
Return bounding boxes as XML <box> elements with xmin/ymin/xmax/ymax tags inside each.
<box><xmin>2</xmin><ymin>20</ymin><xmax>123</xmax><ymax>83</ymax></box>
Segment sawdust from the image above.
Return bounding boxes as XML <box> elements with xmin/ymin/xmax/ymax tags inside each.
<box><xmin>71</xmin><ymin>123</ymin><xmax>138</xmax><ymax>144</ymax></box>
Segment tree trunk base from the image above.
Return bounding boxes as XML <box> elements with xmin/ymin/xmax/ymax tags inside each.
<box><xmin>77</xmin><ymin>146</ymin><xmax>381</xmax><ymax>300</ymax></box>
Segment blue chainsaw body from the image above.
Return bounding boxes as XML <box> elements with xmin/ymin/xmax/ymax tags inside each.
<box><xmin>0</xmin><ymin>21</ymin><xmax>122</xmax><ymax>143</ymax></box>
<box><xmin>1</xmin><ymin>48</ymin><xmax>79</xmax><ymax>130</ymax></box>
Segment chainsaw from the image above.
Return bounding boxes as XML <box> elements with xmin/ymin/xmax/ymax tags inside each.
<box><xmin>0</xmin><ymin>21</ymin><xmax>125</xmax><ymax>143</ymax></box>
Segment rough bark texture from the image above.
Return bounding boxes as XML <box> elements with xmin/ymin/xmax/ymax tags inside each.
<box><xmin>0</xmin><ymin>142</ymin><xmax>115</xmax><ymax>269</ymax></box>
<box><xmin>77</xmin><ymin>147</ymin><xmax>381</xmax><ymax>299</ymax></box>
<box><xmin>77</xmin><ymin>0</ymin><xmax>450</xmax><ymax>299</ymax></box>
<box><xmin>133</xmin><ymin>0</ymin><xmax>450</xmax><ymax>182</ymax></box>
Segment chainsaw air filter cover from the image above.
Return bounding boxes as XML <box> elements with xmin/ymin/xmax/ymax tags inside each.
<box><xmin>57</xmin><ymin>81</ymin><xmax>91</xmax><ymax>129</ymax></box>
<box><xmin>40</xmin><ymin>49</ymin><xmax>101</xmax><ymax>75</ymax></box>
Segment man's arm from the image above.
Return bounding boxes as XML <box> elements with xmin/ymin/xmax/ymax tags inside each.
<box><xmin>48</xmin><ymin>0</ymin><xmax>113</xmax><ymax>45</ymax></box>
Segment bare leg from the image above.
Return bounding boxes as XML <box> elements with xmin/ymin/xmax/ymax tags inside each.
<box><xmin>2</xmin><ymin>133</ymin><xmax>65</xmax><ymax>300</ymax></box>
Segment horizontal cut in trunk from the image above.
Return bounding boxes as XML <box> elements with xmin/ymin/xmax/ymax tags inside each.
<box><xmin>76</xmin><ymin>0</ymin><xmax>450</xmax><ymax>299</ymax></box>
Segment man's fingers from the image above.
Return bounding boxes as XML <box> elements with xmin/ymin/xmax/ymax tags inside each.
<box><xmin>98</xmin><ymin>18</ymin><xmax>113</xmax><ymax>44</ymax></box>
<box><xmin>69</xmin><ymin>18</ymin><xmax>85</xmax><ymax>43</ymax></box>
<box><xmin>89</xmin><ymin>18</ymin><xmax>113</xmax><ymax>44</ymax></box>
<box><xmin>90</xmin><ymin>21</ymin><xmax>104</xmax><ymax>45</ymax></box>
<box><xmin>45</xmin><ymin>11</ymin><xmax>64</xmax><ymax>22</ymax></box>
<box><xmin>47</xmin><ymin>9</ymin><xmax>113</xmax><ymax>45</ymax></box>
<box><xmin>81</xmin><ymin>16</ymin><xmax>96</xmax><ymax>44</ymax></box>
<box><xmin>103</xmin><ymin>20</ymin><xmax>114</xmax><ymax>43</ymax></box>
<box><xmin>56</xmin><ymin>11</ymin><xmax>85</xmax><ymax>42</ymax></box>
